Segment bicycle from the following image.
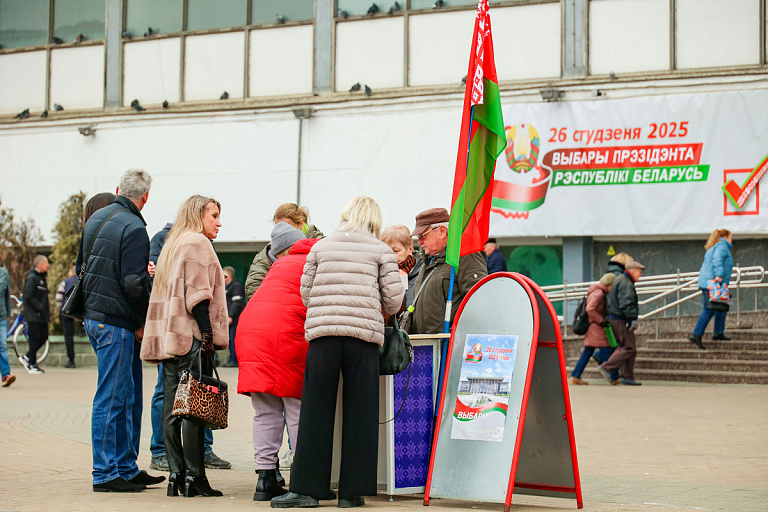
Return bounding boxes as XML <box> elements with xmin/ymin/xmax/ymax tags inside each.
<box><xmin>8</xmin><ymin>295</ymin><xmax>49</xmax><ymax>364</ymax></box>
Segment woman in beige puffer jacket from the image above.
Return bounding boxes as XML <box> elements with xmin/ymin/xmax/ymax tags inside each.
<box><xmin>271</xmin><ymin>197</ymin><xmax>404</xmax><ymax>509</ymax></box>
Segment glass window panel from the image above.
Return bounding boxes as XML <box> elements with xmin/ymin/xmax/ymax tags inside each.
<box><xmin>337</xmin><ymin>0</ymin><xmax>378</xmax><ymax>16</ymax></box>
<box><xmin>187</xmin><ymin>0</ymin><xmax>247</xmax><ymax>31</ymax></box>
<box><xmin>125</xmin><ymin>0</ymin><xmax>182</xmax><ymax>36</ymax></box>
<box><xmin>252</xmin><ymin>0</ymin><xmax>313</xmax><ymax>25</ymax></box>
<box><xmin>410</xmin><ymin>0</ymin><xmax>476</xmax><ymax>9</ymax></box>
<box><xmin>0</xmin><ymin>0</ymin><xmax>49</xmax><ymax>49</ymax></box>
<box><xmin>54</xmin><ymin>0</ymin><xmax>105</xmax><ymax>43</ymax></box>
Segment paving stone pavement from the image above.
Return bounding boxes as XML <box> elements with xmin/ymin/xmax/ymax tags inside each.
<box><xmin>0</xmin><ymin>368</ymin><xmax>766</xmax><ymax>512</ymax></box>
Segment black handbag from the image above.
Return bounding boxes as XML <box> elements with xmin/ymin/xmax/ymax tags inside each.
<box><xmin>62</xmin><ymin>208</ymin><xmax>123</xmax><ymax>322</ymax></box>
<box><xmin>379</xmin><ymin>317</ymin><xmax>413</xmax><ymax>375</ymax></box>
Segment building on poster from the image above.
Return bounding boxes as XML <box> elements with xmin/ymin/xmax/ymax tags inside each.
<box><xmin>451</xmin><ymin>334</ymin><xmax>517</xmax><ymax>443</ymax></box>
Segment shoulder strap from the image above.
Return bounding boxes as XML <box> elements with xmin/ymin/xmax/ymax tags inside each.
<box><xmin>411</xmin><ymin>266</ymin><xmax>436</xmax><ymax>308</ymax></box>
<box><xmin>81</xmin><ymin>208</ymin><xmax>124</xmax><ymax>276</ymax></box>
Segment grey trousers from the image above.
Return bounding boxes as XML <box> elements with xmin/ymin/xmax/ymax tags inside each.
<box><xmin>251</xmin><ymin>392</ymin><xmax>301</xmax><ymax>469</ymax></box>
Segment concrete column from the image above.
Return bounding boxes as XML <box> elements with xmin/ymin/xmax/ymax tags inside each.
<box><xmin>562</xmin><ymin>236</ymin><xmax>593</xmax><ymax>285</ymax></box>
<box><xmin>314</xmin><ymin>0</ymin><xmax>334</xmax><ymax>94</ymax></box>
<box><xmin>562</xmin><ymin>0</ymin><xmax>587</xmax><ymax>78</ymax></box>
<box><xmin>104</xmin><ymin>0</ymin><xmax>124</xmax><ymax>109</ymax></box>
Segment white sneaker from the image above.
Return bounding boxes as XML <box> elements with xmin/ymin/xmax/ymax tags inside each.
<box><xmin>279</xmin><ymin>450</ymin><xmax>294</xmax><ymax>470</ymax></box>
<box><xmin>18</xmin><ymin>355</ymin><xmax>30</xmax><ymax>370</ymax></box>
<box><xmin>27</xmin><ymin>365</ymin><xmax>44</xmax><ymax>374</ymax></box>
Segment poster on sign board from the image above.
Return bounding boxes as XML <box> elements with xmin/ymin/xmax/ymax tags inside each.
<box><xmin>451</xmin><ymin>334</ymin><xmax>518</xmax><ymax>442</ymax></box>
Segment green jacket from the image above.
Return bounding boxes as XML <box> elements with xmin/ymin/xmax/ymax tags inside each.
<box><xmin>607</xmin><ymin>272</ymin><xmax>638</xmax><ymax>321</ymax></box>
<box><xmin>244</xmin><ymin>224</ymin><xmax>323</xmax><ymax>302</ymax></box>
<box><xmin>410</xmin><ymin>250</ymin><xmax>487</xmax><ymax>335</ymax></box>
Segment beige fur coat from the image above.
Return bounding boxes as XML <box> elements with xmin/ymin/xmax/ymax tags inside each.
<box><xmin>140</xmin><ymin>232</ymin><xmax>228</xmax><ymax>363</ymax></box>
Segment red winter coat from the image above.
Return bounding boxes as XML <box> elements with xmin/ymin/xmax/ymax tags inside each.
<box><xmin>236</xmin><ymin>238</ymin><xmax>319</xmax><ymax>398</ymax></box>
<box><xmin>583</xmin><ymin>282</ymin><xmax>610</xmax><ymax>348</ymax></box>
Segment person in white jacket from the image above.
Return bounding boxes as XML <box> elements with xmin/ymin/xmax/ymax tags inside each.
<box><xmin>271</xmin><ymin>197</ymin><xmax>405</xmax><ymax>510</ymax></box>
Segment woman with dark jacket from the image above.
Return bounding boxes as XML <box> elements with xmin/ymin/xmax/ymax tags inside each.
<box><xmin>271</xmin><ymin>197</ymin><xmax>404</xmax><ymax>509</ymax></box>
<box><xmin>689</xmin><ymin>229</ymin><xmax>734</xmax><ymax>350</ymax></box>
<box><xmin>236</xmin><ymin>224</ymin><xmax>319</xmax><ymax>501</ymax></box>
<box><xmin>141</xmin><ymin>195</ymin><xmax>229</xmax><ymax>498</ymax></box>
<box><xmin>569</xmin><ymin>273</ymin><xmax>618</xmax><ymax>385</ymax></box>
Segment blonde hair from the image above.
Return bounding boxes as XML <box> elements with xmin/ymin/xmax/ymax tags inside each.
<box><xmin>705</xmin><ymin>229</ymin><xmax>731</xmax><ymax>250</ymax></box>
<box><xmin>610</xmin><ymin>252</ymin><xmax>634</xmax><ymax>266</ymax></box>
<box><xmin>339</xmin><ymin>196</ymin><xmax>382</xmax><ymax>238</ymax></box>
<box><xmin>599</xmin><ymin>273</ymin><xmax>617</xmax><ymax>286</ymax></box>
<box><xmin>381</xmin><ymin>224</ymin><xmax>413</xmax><ymax>249</ymax></box>
<box><xmin>273</xmin><ymin>203</ymin><xmax>309</xmax><ymax>227</ymax></box>
<box><xmin>154</xmin><ymin>195</ymin><xmax>221</xmax><ymax>293</ymax></box>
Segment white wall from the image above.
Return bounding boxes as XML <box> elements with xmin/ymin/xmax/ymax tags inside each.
<box><xmin>123</xmin><ymin>38</ymin><xmax>182</xmax><ymax>106</ymax></box>
<box><xmin>336</xmin><ymin>17</ymin><xmax>405</xmax><ymax>91</ymax></box>
<box><xmin>0</xmin><ymin>51</ymin><xmax>47</xmax><ymax>115</ymax></box>
<box><xmin>250</xmin><ymin>26</ymin><xmax>313</xmax><ymax>97</ymax></box>
<box><xmin>184</xmin><ymin>32</ymin><xmax>245</xmax><ymax>101</ymax></box>
<box><xmin>408</xmin><ymin>10</ymin><xmax>475</xmax><ymax>87</ymax></box>
<box><xmin>50</xmin><ymin>45</ymin><xmax>105</xmax><ymax>109</ymax></box>
<box><xmin>493</xmin><ymin>3</ymin><xmax>561</xmax><ymax>81</ymax></box>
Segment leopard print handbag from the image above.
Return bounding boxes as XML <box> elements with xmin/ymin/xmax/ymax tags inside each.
<box><xmin>172</xmin><ymin>350</ymin><xmax>229</xmax><ymax>430</ymax></box>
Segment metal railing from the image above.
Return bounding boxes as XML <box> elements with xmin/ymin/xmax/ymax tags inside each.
<box><xmin>541</xmin><ymin>265</ymin><xmax>767</xmax><ymax>336</ymax></box>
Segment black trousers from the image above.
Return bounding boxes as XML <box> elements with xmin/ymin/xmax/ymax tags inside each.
<box><xmin>290</xmin><ymin>336</ymin><xmax>379</xmax><ymax>500</ymax></box>
<box><xmin>60</xmin><ymin>313</ymin><xmax>75</xmax><ymax>362</ymax></box>
<box><xmin>26</xmin><ymin>321</ymin><xmax>48</xmax><ymax>366</ymax></box>
<box><xmin>162</xmin><ymin>339</ymin><xmax>212</xmax><ymax>477</ymax></box>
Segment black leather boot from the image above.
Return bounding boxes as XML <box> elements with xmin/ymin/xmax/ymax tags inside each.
<box><xmin>167</xmin><ymin>472</ymin><xmax>185</xmax><ymax>497</ymax></box>
<box><xmin>688</xmin><ymin>334</ymin><xmax>705</xmax><ymax>350</ymax></box>
<box><xmin>253</xmin><ymin>469</ymin><xmax>288</xmax><ymax>501</ymax></box>
<box><xmin>184</xmin><ymin>475</ymin><xmax>223</xmax><ymax>497</ymax></box>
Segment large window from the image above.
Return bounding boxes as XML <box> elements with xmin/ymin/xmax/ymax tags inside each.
<box><xmin>187</xmin><ymin>0</ymin><xmax>247</xmax><ymax>31</ymax></box>
<box><xmin>252</xmin><ymin>0</ymin><xmax>313</xmax><ymax>25</ymax></box>
<box><xmin>0</xmin><ymin>0</ymin><xmax>49</xmax><ymax>49</ymax></box>
<box><xmin>125</xmin><ymin>0</ymin><xmax>183</xmax><ymax>36</ymax></box>
<box><xmin>53</xmin><ymin>0</ymin><xmax>105</xmax><ymax>43</ymax></box>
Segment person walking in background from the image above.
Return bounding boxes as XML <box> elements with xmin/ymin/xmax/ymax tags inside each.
<box><xmin>55</xmin><ymin>265</ymin><xmax>79</xmax><ymax>368</ymax></box>
<box><xmin>381</xmin><ymin>225</ymin><xmax>423</xmax><ymax>323</ymax></box>
<box><xmin>147</xmin><ymin>223</ymin><xmax>231</xmax><ymax>472</ymax></box>
<box><xmin>271</xmin><ymin>197</ymin><xmax>404</xmax><ymax>509</ymax></box>
<box><xmin>79</xmin><ymin>170</ymin><xmax>163</xmax><ymax>492</ymax></box>
<box><xmin>141</xmin><ymin>195</ymin><xmax>229</xmax><ymax>499</ymax></box>
<box><xmin>0</xmin><ymin>265</ymin><xmax>16</xmax><ymax>387</ymax></box>
<box><xmin>237</xmin><ymin>224</ymin><xmax>318</xmax><ymax>501</ymax></box>
<box><xmin>592</xmin><ymin>252</ymin><xmax>634</xmax><ymax>367</ymax></box>
<box><xmin>600</xmin><ymin>261</ymin><xmax>645</xmax><ymax>386</ymax></box>
<box><xmin>222</xmin><ymin>267</ymin><xmax>245</xmax><ymax>368</ymax></box>
<box><xmin>245</xmin><ymin>203</ymin><xmax>324</xmax><ymax>301</ymax></box>
<box><xmin>484</xmin><ymin>238</ymin><xmax>507</xmax><ymax>274</ymax></box>
<box><xmin>689</xmin><ymin>229</ymin><xmax>734</xmax><ymax>350</ymax></box>
<box><xmin>19</xmin><ymin>255</ymin><xmax>50</xmax><ymax>375</ymax></box>
<box><xmin>569</xmin><ymin>273</ymin><xmax>617</xmax><ymax>385</ymax></box>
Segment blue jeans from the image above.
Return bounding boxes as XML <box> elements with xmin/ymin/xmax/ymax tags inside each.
<box><xmin>693</xmin><ymin>289</ymin><xmax>727</xmax><ymax>336</ymax></box>
<box><xmin>0</xmin><ymin>319</ymin><xmax>10</xmax><ymax>378</ymax></box>
<box><xmin>571</xmin><ymin>346</ymin><xmax>619</xmax><ymax>381</ymax></box>
<box><xmin>150</xmin><ymin>363</ymin><xmax>214</xmax><ymax>457</ymax></box>
<box><xmin>86</xmin><ymin>319</ymin><xmax>142</xmax><ymax>484</ymax></box>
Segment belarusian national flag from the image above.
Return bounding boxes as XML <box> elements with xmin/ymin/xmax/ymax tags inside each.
<box><xmin>446</xmin><ymin>0</ymin><xmax>506</xmax><ymax>269</ymax></box>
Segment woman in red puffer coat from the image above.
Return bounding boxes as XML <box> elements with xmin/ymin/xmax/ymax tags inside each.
<box><xmin>236</xmin><ymin>225</ymin><xmax>319</xmax><ymax>501</ymax></box>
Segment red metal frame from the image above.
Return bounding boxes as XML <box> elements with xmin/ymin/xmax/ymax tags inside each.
<box><xmin>424</xmin><ymin>272</ymin><xmax>540</xmax><ymax>506</ymax></box>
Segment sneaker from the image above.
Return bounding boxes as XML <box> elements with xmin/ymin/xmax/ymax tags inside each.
<box><xmin>27</xmin><ymin>365</ymin><xmax>44</xmax><ymax>374</ymax></box>
<box><xmin>64</xmin><ymin>360</ymin><xmax>77</xmax><ymax>368</ymax></box>
<box><xmin>18</xmin><ymin>355</ymin><xmax>30</xmax><ymax>371</ymax></box>
<box><xmin>568</xmin><ymin>376</ymin><xmax>588</xmax><ymax>385</ymax></box>
<box><xmin>2</xmin><ymin>374</ymin><xmax>16</xmax><ymax>387</ymax></box>
<box><xmin>598</xmin><ymin>365</ymin><xmax>612</xmax><ymax>383</ymax></box>
<box><xmin>279</xmin><ymin>450</ymin><xmax>294</xmax><ymax>470</ymax></box>
<box><xmin>338</xmin><ymin>497</ymin><xmax>365</xmax><ymax>508</ymax></box>
<box><xmin>204</xmin><ymin>452</ymin><xmax>232</xmax><ymax>469</ymax></box>
<box><xmin>271</xmin><ymin>492</ymin><xmax>319</xmax><ymax>508</ymax></box>
<box><xmin>150</xmin><ymin>455</ymin><xmax>170</xmax><ymax>471</ymax></box>
<box><xmin>620</xmin><ymin>378</ymin><xmax>642</xmax><ymax>386</ymax></box>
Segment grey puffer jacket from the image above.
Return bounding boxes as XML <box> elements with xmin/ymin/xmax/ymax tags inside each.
<box><xmin>301</xmin><ymin>224</ymin><xmax>405</xmax><ymax>346</ymax></box>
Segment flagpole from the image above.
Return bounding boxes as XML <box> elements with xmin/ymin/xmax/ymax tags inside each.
<box><xmin>435</xmin><ymin>105</ymin><xmax>476</xmax><ymax>418</ymax></box>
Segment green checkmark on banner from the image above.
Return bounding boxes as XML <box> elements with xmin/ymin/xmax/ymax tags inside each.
<box><xmin>723</xmin><ymin>153</ymin><xmax>768</xmax><ymax>208</ymax></box>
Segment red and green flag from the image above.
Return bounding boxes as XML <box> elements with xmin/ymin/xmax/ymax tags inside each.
<box><xmin>446</xmin><ymin>0</ymin><xmax>506</xmax><ymax>269</ymax></box>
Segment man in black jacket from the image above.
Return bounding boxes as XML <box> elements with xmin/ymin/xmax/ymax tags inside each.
<box><xmin>20</xmin><ymin>255</ymin><xmax>50</xmax><ymax>374</ymax></box>
<box><xmin>79</xmin><ymin>169</ymin><xmax>164</xmax><ymax>493</ymax></box>
<box><xmin>599</xmin><ymin>260</ymin><xmax>645</xmax><ymax>386</ymax></box>
<box><xmin>222</xmin><ymin>266</ymin><xmax>245</xmax><ymax>367</ymax></box>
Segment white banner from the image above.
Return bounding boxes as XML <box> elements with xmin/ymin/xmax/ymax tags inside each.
<box><xmin>490</xmin><ymin>90</ymin><xmax>768</xmax><ymax>236</ymax></box>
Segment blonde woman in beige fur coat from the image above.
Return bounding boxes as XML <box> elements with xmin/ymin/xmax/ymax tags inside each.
<box><xmin>141</xmin><ymin>195</ymin><xmax>228</xmax><ymax>499</ymax></box>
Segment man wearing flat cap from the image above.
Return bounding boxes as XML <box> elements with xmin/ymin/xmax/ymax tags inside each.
<box><xmin>409</xmin><ymin>208</ymin><xmax>487</xmax><ymax>334</ymax></box>
<box><xmin>600</xmin><ymin>260</ymin><xmax>645</xmax><ymax>386</ymax></box>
